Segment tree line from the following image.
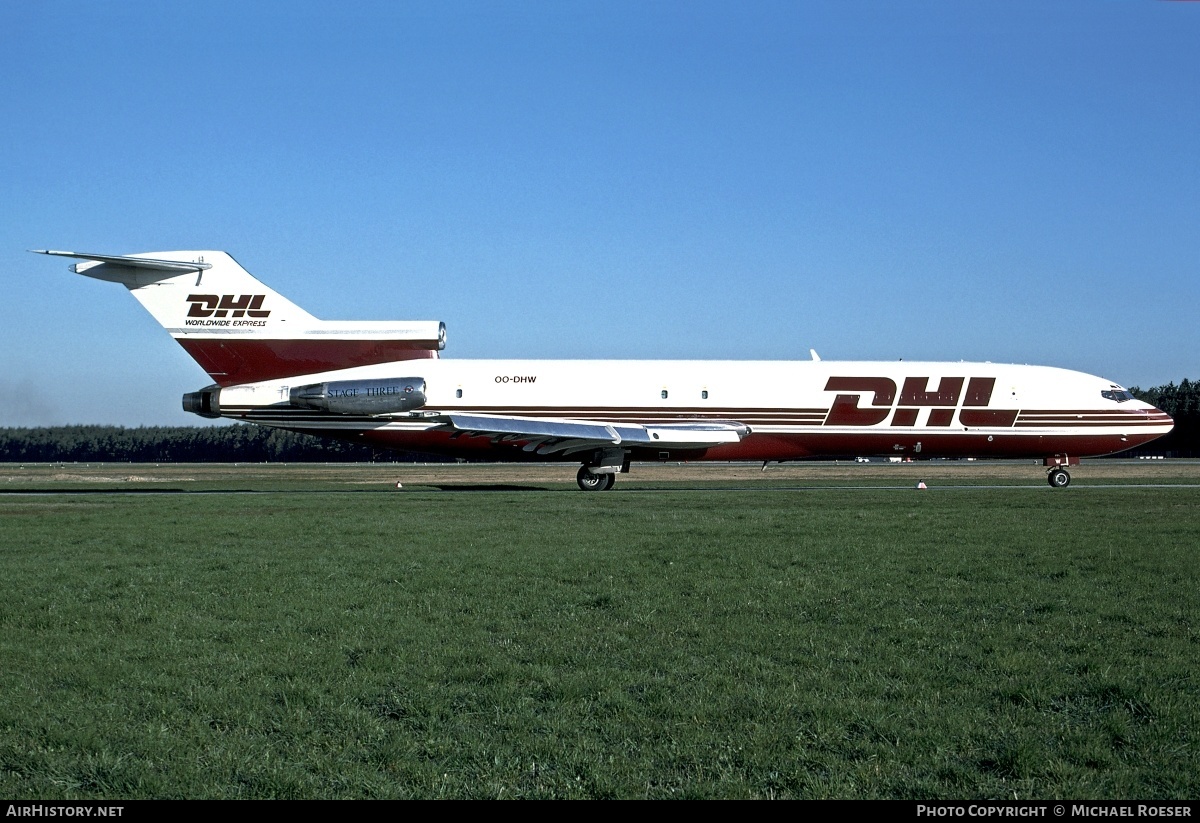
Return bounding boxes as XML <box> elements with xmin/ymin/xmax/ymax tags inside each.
<box><xmin>1128</xmin><ymin>378</ymin><xmax>1200</xmax><ymax>457</ymax></box>
<box><xmin>1</xmin><ymin>378</ymin><xmax>1195</xmax><ymax>462</ymax></box>
<box><xmin>0</xmin><ymin>425</ymin><xmax>449</xmax><ymax>463</ymax></box>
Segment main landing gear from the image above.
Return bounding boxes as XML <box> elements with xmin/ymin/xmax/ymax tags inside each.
<box><xmin>1044</xmin><ymin>455</ymin><xmax>1079</xmax><ymax>488</ymax></box>
<box><xmin>576</xmin><ymin>448</ymin><xmax>630</xmax><ymax>491</ymax></box>
<box><xmin>577</xmin><ymin>465</ymin><xmax>616</xmax><ymax>491</ymax></box>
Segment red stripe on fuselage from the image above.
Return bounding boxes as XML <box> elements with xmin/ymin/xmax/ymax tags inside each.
<box><xmin>176</xmin><ymin>338</ymin><xmax>439</xmax><ymax>386</ymax></box>
<box><xmin>299</xmin><ymin>426</ymin><xmax>1166</xmax><ymax>464</ymax></box>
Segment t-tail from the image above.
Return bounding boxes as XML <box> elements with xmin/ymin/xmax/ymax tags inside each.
<box><xmin>32</xmin><ymin>250</ymin><xmax>445</xmax><ymax>386</ymax></box>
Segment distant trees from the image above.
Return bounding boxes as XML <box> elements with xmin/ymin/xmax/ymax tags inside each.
<box><xmin>0</xmin><ymin>425</ymin><xmax>450</xmax><ymax>463</ymax></box>
<box><xmin>1128</xmin><ymin>379</ymin><xmax>1200</xmax><ymax>457</ymax></box>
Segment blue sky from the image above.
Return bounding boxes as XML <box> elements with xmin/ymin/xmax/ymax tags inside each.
<box><xmin>2</xmin><ymin>0</ymin><xmax>1197</xmax><ymax>427</ymax></box>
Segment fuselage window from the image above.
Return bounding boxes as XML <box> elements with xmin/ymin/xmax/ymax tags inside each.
<box><xmin>701</xmin><ymin>390</ymin><xmax>709</xmax><ymax>400</ymax></box>
<box><xmin>456</xmin><ymin>389</ymin><xmax>463</xmax><ymax>398</ymax></box>
<box><xmin>661</xmin><ymin>390</ymin><xmax>669</xmax><ymax>399</ymax></box>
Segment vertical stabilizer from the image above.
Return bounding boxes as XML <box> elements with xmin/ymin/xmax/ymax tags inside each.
<box><xmin>34</xmin><ymin>250</ymin><xmax>445</xmax><ymax>385</ymax></box>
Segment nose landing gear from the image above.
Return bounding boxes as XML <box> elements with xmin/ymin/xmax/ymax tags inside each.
<box><xmin>1044</xmin><ymin>455</ymin><xmax>1078</xmax><ymax>488</ymax></box>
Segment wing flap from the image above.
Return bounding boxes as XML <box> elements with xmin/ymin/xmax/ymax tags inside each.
<box><xmin>437</xmin><ymin>413</ymin><xmax>749</xmax><ymax>450</ymax></box>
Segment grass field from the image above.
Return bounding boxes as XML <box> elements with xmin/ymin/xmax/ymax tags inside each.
<box><xmin>1</xmin><ymin>461</ymin><xmax>1197</xmax><ymax>798</ymax></box>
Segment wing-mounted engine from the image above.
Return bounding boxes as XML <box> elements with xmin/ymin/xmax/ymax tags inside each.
<box><xmin>289</xmin><ymin>378</ymin><xmax>427</xmax><ymax>414</ymax></box>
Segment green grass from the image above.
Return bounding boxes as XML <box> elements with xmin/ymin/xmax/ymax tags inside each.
<box><xmin>1</xmin><ymin>484</ymin><xmax>1197</xmax><ymax>798</ymax></box>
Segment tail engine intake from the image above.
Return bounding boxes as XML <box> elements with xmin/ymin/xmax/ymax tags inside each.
<box><xmin>182</xmin><ymin>386</ymin><xmax>222</xmax><ymax>419</ymax></box>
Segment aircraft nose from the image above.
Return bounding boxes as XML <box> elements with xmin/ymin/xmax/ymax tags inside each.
<box><xmin>1143</xmin><ymin>400</ymin><xmax>1174</xmax><ymax>432</ymax></box>
<box><xmin>1161</xmin><ymin>407</ymin><xmax>1175</xmax><ymax>431</ymax></box>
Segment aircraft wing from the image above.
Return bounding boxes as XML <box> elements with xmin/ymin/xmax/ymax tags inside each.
<box><xmin>433</xmin><ymin>413</ymin><xmax>749</xmax><ymax>456</ymax></box>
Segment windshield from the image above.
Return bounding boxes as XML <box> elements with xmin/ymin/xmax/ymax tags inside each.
<box><xmin>1101</xmin><ymin>389</ymin><xmax>1134</xmax><ymax>403</ymax></box>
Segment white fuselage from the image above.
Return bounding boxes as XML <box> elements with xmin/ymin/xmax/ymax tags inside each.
<box><xmin>212</xmin><ymin>358</ymin><xmax>1173</xmax><ymax>462</ymax></box>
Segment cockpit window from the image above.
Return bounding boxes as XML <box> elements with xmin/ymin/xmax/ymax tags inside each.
<box><xmin>1101</xmin><ymin>389</ymin><xmax>1133</xmax><ymax>403</ymax></box>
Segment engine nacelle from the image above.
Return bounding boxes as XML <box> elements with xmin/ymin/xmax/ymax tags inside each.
<box><xmin>290</xmin><ymin>378</ymin><xmax>427</xmax><ymax>415</ymax></box>
<box><xmin>182</xmin><ymin>386</ymin><xmax>222</xmax><ymax>418</ymax></box>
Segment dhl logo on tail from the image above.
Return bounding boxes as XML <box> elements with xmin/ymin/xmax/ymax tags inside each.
<box><xmin>186</xmin><ymin>294</ymin><xmax>270</xmax><ymax>319</ymax></box>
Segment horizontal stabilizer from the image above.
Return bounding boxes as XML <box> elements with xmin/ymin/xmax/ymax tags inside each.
<box><xmin>32</xmin><ymin>249</ymin><xmax>212</xmax><ymax>276</ymax></box>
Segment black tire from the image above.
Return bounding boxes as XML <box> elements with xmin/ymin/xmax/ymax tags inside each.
<box><xmin>1047</xmin><ymin>469</ymin><xmax>1071</xmax><ymax>488</ymax></box>
<box><xmin>577</xmin><ymin>465</ymin><xmax>610</xmax><ymax>491</ymax></box>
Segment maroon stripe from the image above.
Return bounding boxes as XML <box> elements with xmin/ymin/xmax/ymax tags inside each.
<box><xmin>333</xmin><ymin>428</ymin><xmax>1166</xmax><ymax>463</ymax></box>
<box><xmin>1018</xmin><ymin>415</ymin><xmax>1173</xmax><ymax>424</ymax></box>
<box><xmin>1019</xmin><ymin>409</ymin><xmax>1170</xmax><ymax>416</ymax></box>
<box><xmin>177</xmin><ymin>338</ymin><xmax>439</xmax><ymax>386</ymax></box>
<box><xmin>1017</xmin><ymin>421</ymin><xmax>1172</xmax><ymax>428</ymax></box>
<box><xmin>958</xmin><ymin>409</ymin><xmax>1018</xmax><ymax>427</ymax></box>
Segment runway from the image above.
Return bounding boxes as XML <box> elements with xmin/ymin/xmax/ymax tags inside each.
<box><xmin>5</xmin><ymin>482</ymin><xmax>1200</xmax><ymax>497</ymax></box>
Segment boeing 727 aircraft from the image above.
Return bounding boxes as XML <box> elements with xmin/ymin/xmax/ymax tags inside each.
<box><xmin>34</xmin><ymin>249</ymin><xmax>1174</xmax><ymax>490</ymax></box>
